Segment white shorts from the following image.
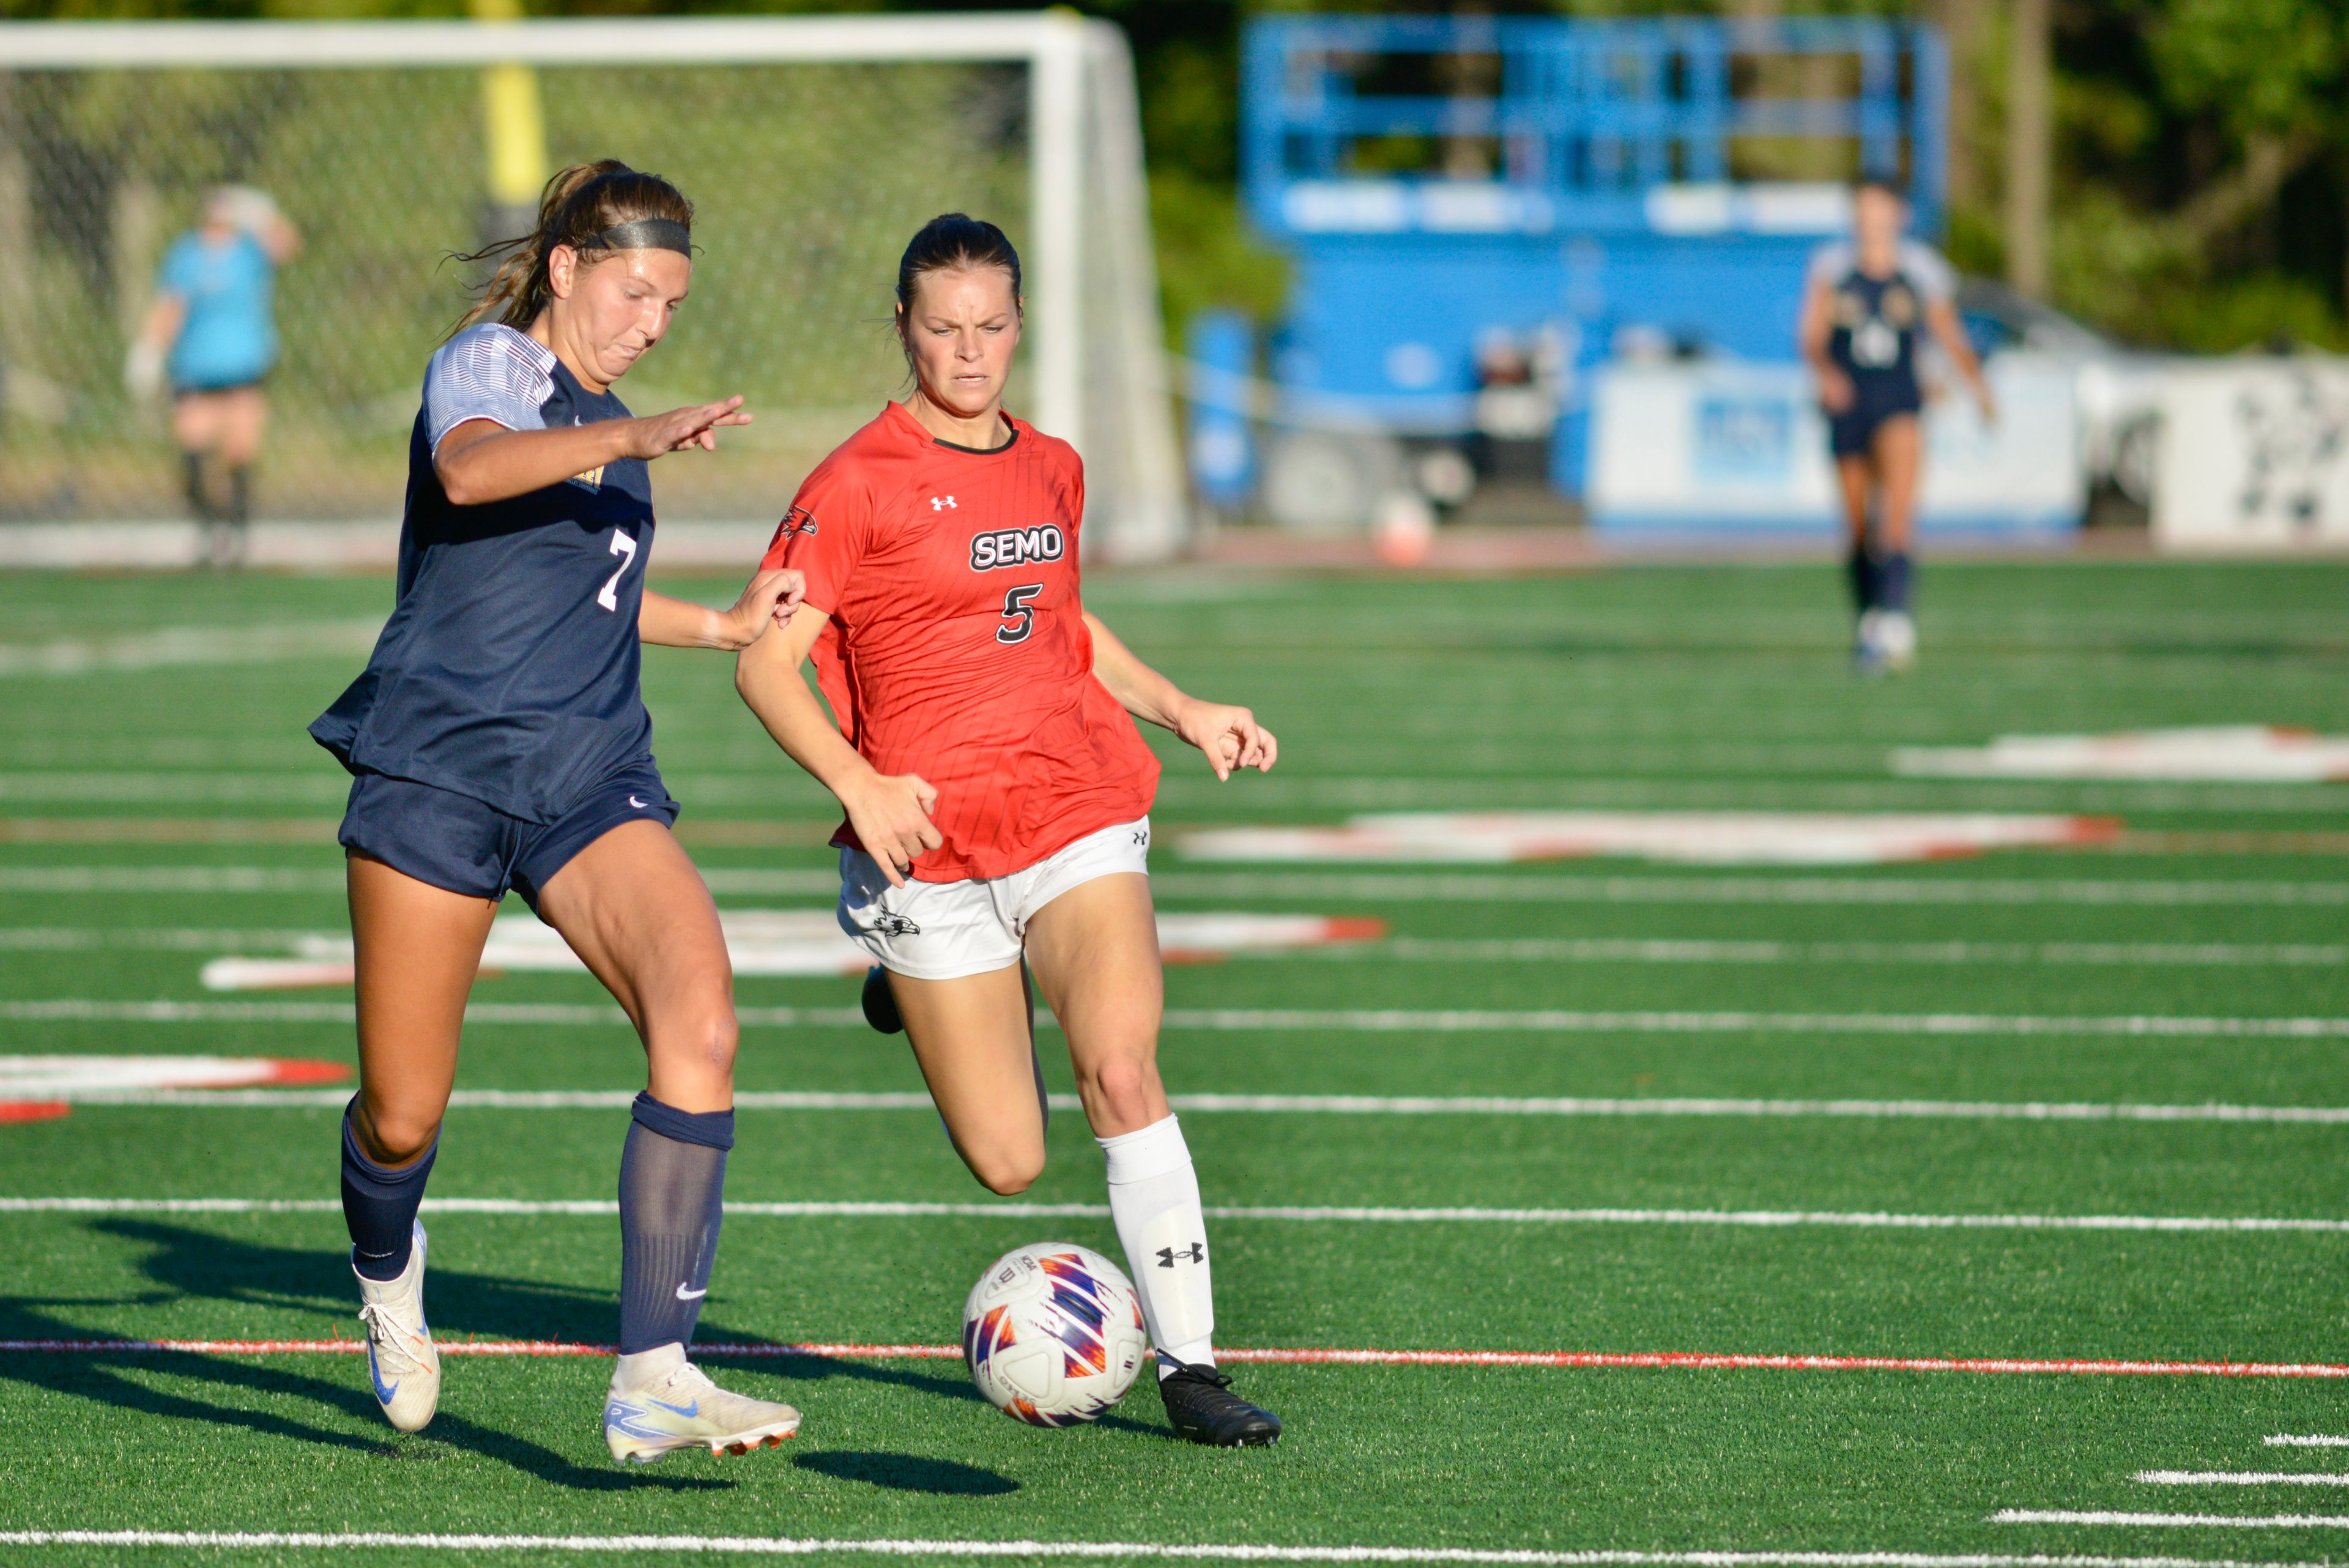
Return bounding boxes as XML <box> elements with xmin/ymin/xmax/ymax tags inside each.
<box><xmin>838</xmin><ymin>817</ymin><xmax>1151</xmax><ymax>981</ymax></box>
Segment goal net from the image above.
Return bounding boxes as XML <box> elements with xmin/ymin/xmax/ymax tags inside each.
<box><xmin>0</xmin><ymin>15</ymin><xmax>1186</xmax><ymax>560</ymax></box>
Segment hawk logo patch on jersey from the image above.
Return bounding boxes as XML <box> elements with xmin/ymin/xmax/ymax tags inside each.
<box><xmin>970</xmin><ymin>525</ymin><xmax>1066</xmax><ymax>572</ymax></box>
<box><xmin>777</xmin><ymin>505</ymin><xmax>818</xmax><ymax>538</ymax></box>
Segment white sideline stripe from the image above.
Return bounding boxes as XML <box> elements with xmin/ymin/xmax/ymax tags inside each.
<box><xmin>6</xmin><ymin>1197</ymin><xmax>2347</xmax><ymax>1233</ymax></box>
<box><xmin>40</xmin><ymin>1087</ymin><xmax>2349</xmax><ymax>1126</ymax></box>
<box><xmin>0</xmin><ymin>619</ymin><xmax>382</xmax><ymax>677</ymax></box>
<box><xmin>6</xmin><ymin>866</ymin><xmax>2349</xmax><ymax>907</ymax></box>
<box><xmin>1290</xmin><ymin>938</ymin><xmax>2349</xmax><ymax>969</ymax></box>
<box><xmin>1</xmin><ymin>1536</ymin><xmax>2334</xmax><ymax>1568</ymax></box>
<box><xmin>1994</xmin><ymin>1512</ymin><xmax>2349</xmax><ymax>1530</ymax></box>
<box><xmin>2137</xmin><ymin>1474</ymin><xmax>2349</xmax><ymax>1487</ymax></box>
<box><xmin>1150</xmin><ymin>874</ymin><xmax>2349</xmax><ymax>908</ymax></box>
<box><xmin>2269</xmin><ymin>1436</ymin><xmax>2349</xmax><ymax>1447</ymax></box>
<box><xmin>2</xmin><ymin>929</ymin><xmax>2340</xmax><ymax>968</ymax></box>
<box><xmin>7</xmin><ymin>998</ymin><xmax>2348</xmax><ymax>1039</ymax></box>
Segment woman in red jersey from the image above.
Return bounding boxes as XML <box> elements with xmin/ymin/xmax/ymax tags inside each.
<box><xmin>735</xmin><ymin>214</ymin><xmax>1281</xmax><ymax>1447</ymax></box>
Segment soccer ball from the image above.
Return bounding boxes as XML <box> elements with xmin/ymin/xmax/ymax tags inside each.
<box><xmin>962</xmin><ymin>1242</ymin><xmax>1148</xmax><ymax>1426</ymax></box>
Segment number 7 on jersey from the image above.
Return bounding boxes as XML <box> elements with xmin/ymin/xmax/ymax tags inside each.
<box><xmin>596</xmin><ymin>529</ymin><xmax>639</xmax><ymax>612</ymax></box>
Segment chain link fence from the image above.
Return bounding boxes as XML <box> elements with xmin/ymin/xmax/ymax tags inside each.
<box><xmin>0</xmin><ymin>58</ymin><xmax>1031</xmax><ymax>524</ymax></box>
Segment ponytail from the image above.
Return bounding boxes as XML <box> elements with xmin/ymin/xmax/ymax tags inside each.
<box><xmin>450</xmin><ymin>160</ymin><xmax>694</xmax><ymax>336</ymax></box>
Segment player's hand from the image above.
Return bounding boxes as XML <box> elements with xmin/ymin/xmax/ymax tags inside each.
<box><xmin>1173</xmin><ymin>699</ymin><xmax>1277</xmax><ymax>782</ymax></box>
<box><xmin>1816</xmin><ymin>367</ymin><xmax>1854</xmax><ymax>414</ymax></box>
<box><xmin>628</xmin><ymin>397</ymin><xmax>752</xmax><ymax>459</ymax></box>
<box><xmin>1975</xmin><ymin>387</ymin><xmax>1999</xmax><ymax>426</ymax></box>
<box><xmin>841</xmin><ymin>770</ymin><xmax>941</xmax><ymax>887</ymax></box>
<box><xmin>724</xmin><ymin>567</ymin><xmax>805</xmax><ymax>647</ymax></box>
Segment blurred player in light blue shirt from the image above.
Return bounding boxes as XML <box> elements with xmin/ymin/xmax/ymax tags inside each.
<box><xmin>127</xmin><ymin>185</ymin><xmax>300</xmax><ymax>567</ymax></box>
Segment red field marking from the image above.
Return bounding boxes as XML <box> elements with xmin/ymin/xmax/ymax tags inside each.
<box><xmin>254</xmin><ymin>1059</ymin><xmax>351</xmax><ymax>1085</ymax></box>
<box><xmin>4</xmin><ymin>1339</ymin><xmax>2343</xmax><ymax>1379</ymax></box>
<box><xmin>0</xmin><ymin>1102</ymin><xmax>70</xmax><ymax>1124</ymax></box>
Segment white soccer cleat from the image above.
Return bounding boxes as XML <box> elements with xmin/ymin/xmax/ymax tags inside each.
<box><xmin>355</xmin><ymin>1221</ymin><xmax>442</xmax><ymax>1434</ymax></box>
<box><xmin>1876</xmin><ymin>610</ymin><xmax>1917</xmax><ymax>672</ymax></box>
<box><xmin>603</xmin><ymin>1353</ymin><xmax>801</xmax><ymax>1465</ymax></box>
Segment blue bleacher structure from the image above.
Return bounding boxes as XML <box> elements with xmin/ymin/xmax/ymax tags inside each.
<box><xmin>1226</xmin><ymin>13</ymin><xmax>1950</xmax><ymax>516</ymax></box>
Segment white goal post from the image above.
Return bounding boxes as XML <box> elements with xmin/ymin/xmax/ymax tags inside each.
<box><xmin>0</xmin><ymin>13</ymin><xmax>1187</xmax><ymax>560</ymax></box>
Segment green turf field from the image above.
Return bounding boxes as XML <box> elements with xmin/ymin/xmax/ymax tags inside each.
<box><xmin>1</xmin><ymin>560</ymin><xmax>2345</xmax><ymax>1567</ymax></box>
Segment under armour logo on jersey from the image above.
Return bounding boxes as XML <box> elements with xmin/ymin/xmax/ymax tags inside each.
<box><xmin>930</xmin><ymin>495</ymin><xmax>957</xmax><ymax>511</ymax></box>
<box><xmin>1156</xmin><ymin>1243</ymin><xmax>1205</xmax><ymax>1268</ymax></box>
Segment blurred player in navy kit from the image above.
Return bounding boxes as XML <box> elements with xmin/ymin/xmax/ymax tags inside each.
<box><xmin>1799</xmin><ymin>178</ymin><xmax>1994</xmax><ymax>674</ymax></box>
<box><xmin>310</xmin><ymin>160</ymin><xmax>810</xmax><ymax>1465</ymax></box>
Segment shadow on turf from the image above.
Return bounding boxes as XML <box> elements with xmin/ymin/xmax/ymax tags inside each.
<box><xmin>11</xmin><ymin>1221</ymin><xmax>1178</xmax><ymax>1462</ymax></box>
<box><xmin>794</xmin><ymin>1451</ymin><xmax>1018</xmax><ymax>1495</ymax></box>
<box><xmin>0</xmin><ymin>1222</ymin><xmax>752</xmax><ymax>1492</ymax></box>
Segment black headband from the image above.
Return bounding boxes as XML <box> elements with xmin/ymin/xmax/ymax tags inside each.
<box><xmin>588</xmin><ymin>219</ymin><xmax>691</xmax><ymax>255</ymax></box>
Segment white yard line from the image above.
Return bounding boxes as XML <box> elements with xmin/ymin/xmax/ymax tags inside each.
<box><xmin>2269</xmin><ymin>1436</ymin><xmax>2349</xmax><ymax>1447</ymax></box>
<box><xmin>3</xmin><ymin>866</ymin><xmax>2347</xmax><ymax>907</ymax></box>
<box><xmin>0</xmin><ymin>619</ymin><xmax>382</xmax><ymax>678</ymax></box>
<box><xmin>2137</xmin><ymin>1474</ymin><xmax>2349</xmax><ymax>1487</ymax></box>
<box><xmin>1277</xmin><ymin>938</ymin><xmax>2348</xmax><ymax>968</ymax></box>
<box><xmin>4</xmin><ymin>1533</ymin><xmax>2339</xmax><ymax>1566</ymax></box>
<box><xmin>36</xmin><ymin>1087</ymin><xmax>2349</xmax><ymax>1126</ymax></box>
<box><xmin>1993</xmin><ymin>1511</ymin><xmax>2349</xmax><ymax>1529</ymax></box>
<box><xmin>0</xmin><ymin>928</ymin><xmax>321</xmax><ymax>951</ymax></box>
<box><xmin>6</xmin><ymin>998</ymin><xmax>2347</xmax><ymax>1039</ymax></box>
<box><xmin>5</xmin><ymin>1197</ymin><xmax>2345</xmax><ymax>1233</ymax></box>
<box><xmin>1</xmin><ymin>927</ymin><xmax>2340</xmax><ymax>969</ymax></box>
<box><xmin>1148</xmin><ymin>874</ymin><xmax>2349</xmax><ymax>908</ymax></box>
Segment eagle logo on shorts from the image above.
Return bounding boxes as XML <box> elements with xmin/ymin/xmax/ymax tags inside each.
<box><xmin>869</xmin><ymin>911</ymin><xmax>922</xmax><ymax>937</ymax></box>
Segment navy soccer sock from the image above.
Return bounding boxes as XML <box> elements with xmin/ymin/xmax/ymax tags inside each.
<box><xmin>341</xmin><ymin>1100</ymin><xmax>437</xmax><ymax>1282</ymax></box>
<box><xmin>1880</xmin><ymin>551</ymin><xmax>1914</xmax><ymax>613</ymax></box>
<box><xmin>617</xmin><ymin>1092</ymin><xmax>733</xmax><ymax>1357</ymax></box>
<box><xmin>1844</xmin><ymin>539</ymin><xmax>1879</xmax><ymax>615</ymax></box>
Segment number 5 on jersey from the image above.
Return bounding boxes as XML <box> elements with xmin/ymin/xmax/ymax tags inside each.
<box><xmin>596</xmin><ymin>529</ymin><xmax>639</xmax><ymax>612</ymax></box>
<box><xmin>996</xmin><ymin>583</ymin><xmax>1042</xmax><ymax>645</ymax></box>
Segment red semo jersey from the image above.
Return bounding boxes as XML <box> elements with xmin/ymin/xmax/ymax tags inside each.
<box><xmin>760</xmin><ymin>402</ymin><xmax>1160</xmax><ymax>882</ymax></box>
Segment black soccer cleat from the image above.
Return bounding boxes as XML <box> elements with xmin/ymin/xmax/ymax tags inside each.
<box><xmin>861</xmin><ymin>965</ymin><xmax>904</xmax><ymax>1034</ymax></box>
<box><xmin>1156</xmin><ymin>1362</ymin><xmax>1281</xmax><ymax>1447</ymax></box>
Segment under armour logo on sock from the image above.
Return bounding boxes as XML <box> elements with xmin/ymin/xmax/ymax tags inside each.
<box><xmin>1156</xmin><ymin>1243</ymin><xmax>1205</xmax><ymax>1268</ymax></box>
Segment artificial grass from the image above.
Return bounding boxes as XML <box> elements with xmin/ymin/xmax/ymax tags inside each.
<box><xmin>0</xmin><ymin>562</ymin><xmax>2344</xmax><ymax>1564</ymax></box>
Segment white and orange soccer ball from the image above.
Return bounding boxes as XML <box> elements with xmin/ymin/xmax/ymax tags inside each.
<box><xmin>962</xmin><ymin>1242</ymin><xmax>1148</xmax><ymax>1426</ymax></box>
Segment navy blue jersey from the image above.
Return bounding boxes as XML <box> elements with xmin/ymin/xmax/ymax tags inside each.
<box><xmin>1809</xmin><ymin>239</ymin><xmax>1954</xmax><ymax>410</ymax></box>
<box><xmin>311</xmin><ymin>323</ymin><xmax>656</xmax><ymax>824</ymax></box>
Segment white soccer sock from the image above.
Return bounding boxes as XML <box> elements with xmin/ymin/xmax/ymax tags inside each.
<box><xmin>1098</xmin><ymin>1113</ymin><xmax>1215</xmax><ymax>1378</ymax></box>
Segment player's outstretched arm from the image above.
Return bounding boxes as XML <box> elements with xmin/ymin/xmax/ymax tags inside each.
<box><xmin>639</xmin><ymin>567</ymin><xmax>806</xmax><ymax>651</ymax></box>
<box><xmin>734</xmin><ymin>609</ymin><xmax>941</xmax><ymax>885</ymax></box>
<box><xmin>434</xmin><ymin>397</ymin><xmax>752</xmax><ymax>507</ymax></box>
<box><xmin>1084</xmin><ymin>611</ymin><xmax>1275</xmax><ymax>782</ymax></box>
<box><xmin>1925</xmin><ymin>300</ymin><xmax>1997</xmax><ymax>424</ymax></box>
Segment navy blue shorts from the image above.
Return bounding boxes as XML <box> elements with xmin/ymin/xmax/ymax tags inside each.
<box><xmin>1828</xmin><ymin>388</ymin><xmax>1923</xmax><ymax>458</ymax></box>
<box><xmin>337</xmin><ymin>764</ymin><xmax>679</xmax><ymax>908</ymax></box>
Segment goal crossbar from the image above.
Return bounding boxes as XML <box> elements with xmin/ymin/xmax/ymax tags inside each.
<box><xmin>0</xmin><ymin>15</ymin><xmax>1076</xmax><ymax>72</ymax></box>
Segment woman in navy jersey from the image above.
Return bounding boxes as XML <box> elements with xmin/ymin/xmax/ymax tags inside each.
<box><xmin>311</xmin><ymin>161</ymin><xmax>807</xmax><ymax>1464</ymax></box>
<box><xmin>1798</xmin><ymin>177</ymin><xmax>1994</xmax><ymax>674</ymax></box>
